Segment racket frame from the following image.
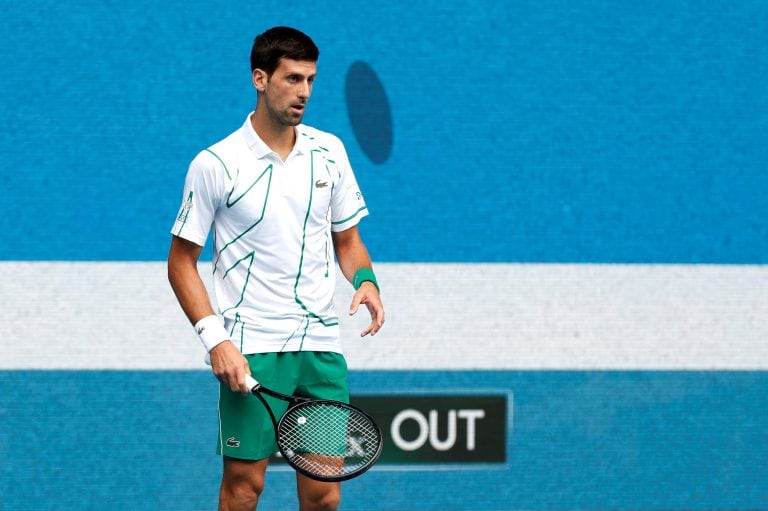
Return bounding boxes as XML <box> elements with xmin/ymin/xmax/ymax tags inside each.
<box><xmin>244</xmin><ymin>374</ymin><xmax>383</xmax><ymax>482</ymax></box>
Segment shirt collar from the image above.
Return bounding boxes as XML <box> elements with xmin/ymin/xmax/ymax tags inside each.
<box><xmin>240</xmin><ymin>113</ymin><xmax>309</xmax><ymax>159</ymax></box>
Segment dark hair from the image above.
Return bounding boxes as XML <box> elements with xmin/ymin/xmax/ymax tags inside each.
<box><xmin>250</xmin><ymin>26</ymin><xmax>319</xmax><ymax>74</ymax></box>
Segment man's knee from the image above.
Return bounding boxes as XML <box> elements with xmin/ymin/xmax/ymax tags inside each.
<box><xmin>221</xmin><ymin>475</ymin><xmax>264</xmax><ymax>504</ymax></box>
<box><xmin>300</xmin><ymin>492</ymin><xmax>341</xmax><ymax>511</ymax></box>
<box><xmin>220</xmin><ymin>457</ymin><xmax>267</xmax><ymax>509</ymax></box>
<box><xmin>298</xmin><ymin>481</ymin><xmax>341</xmax><ymax>511</ymax></box>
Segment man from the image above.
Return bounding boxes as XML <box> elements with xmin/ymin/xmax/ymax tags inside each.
<box><xmin>167</xmin><ymin>26</ymin><xmax>384</xmax><ymax>511</ymax></box>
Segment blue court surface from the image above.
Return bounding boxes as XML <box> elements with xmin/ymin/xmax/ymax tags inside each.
<box><xmin>2</xmin><ymin>370</ymin><xmax>766</xmax><ymax>510</ymax></box>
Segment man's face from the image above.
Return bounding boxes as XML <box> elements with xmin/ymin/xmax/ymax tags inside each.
<box><xmin>255</xmin><ymin>58</ymin><xmax>317</xmax><ymax>127</ymax></box>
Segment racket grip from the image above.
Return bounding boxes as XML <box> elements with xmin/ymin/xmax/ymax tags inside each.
<box><xmin>244</xmin><ymin>374</ymin><xmax>259</xmax><ymax>392</ymax></box>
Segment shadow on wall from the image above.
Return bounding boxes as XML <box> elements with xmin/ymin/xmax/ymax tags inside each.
<box><xmin>345</xmin><ymin>60</ymin><xmax>393</xmax><ymax>165</ymax></box>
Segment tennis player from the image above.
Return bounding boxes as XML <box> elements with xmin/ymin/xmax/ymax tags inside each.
<box><xmin>167</xmin><ymin>26</ymin><xmax>384</xmax><ymax>511</ymax></box>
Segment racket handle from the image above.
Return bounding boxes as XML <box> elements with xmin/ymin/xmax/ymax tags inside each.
<box><xmin>245</xmin><ymin>374</ymin><xmax>259</xmax><ymax>392</ymax></box>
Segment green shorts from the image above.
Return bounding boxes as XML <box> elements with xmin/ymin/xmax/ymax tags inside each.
<box><xmin>217</xmin><ymin>351</ymin><xmax>349</xmax><ymax>460</ymax></box>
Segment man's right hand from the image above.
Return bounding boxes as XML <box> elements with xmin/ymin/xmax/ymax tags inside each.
<box><xmin>209</xmin><ymin>341</ymin><xmax>252</xmax><ymax>394</ymax></box>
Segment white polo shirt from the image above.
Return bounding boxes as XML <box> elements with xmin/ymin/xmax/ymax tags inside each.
<box><xmin>171</xmin><ymin>114</ymin><xmax>368</xmax><ymax>354</ymax></box>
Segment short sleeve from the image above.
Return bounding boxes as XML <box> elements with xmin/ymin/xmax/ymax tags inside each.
<box><xmin>170</xmin><ymin>150</ymin><xmax>226</xmax><ymax>246</ymax></box>
<box><xmin>329</xmin><ymin>137</ymin><xmax>369</xmax><ymax>232</ymax></box>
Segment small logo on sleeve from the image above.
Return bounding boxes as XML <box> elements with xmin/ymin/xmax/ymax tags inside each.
<box><xmin>315</xmin><ymin>179</ymin><xmax>329</xmax><ymax>189</ymax></box>
<box><xmin>177</xmin><ymin>191</ymin><xmax>193</xmax><ymax>222</ymax></box>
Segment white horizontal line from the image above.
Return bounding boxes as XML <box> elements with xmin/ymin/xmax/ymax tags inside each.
<box><xmin>1</xmin><ymin>262</ymin><xmax>767</xmax><ymax>370</ymax></box>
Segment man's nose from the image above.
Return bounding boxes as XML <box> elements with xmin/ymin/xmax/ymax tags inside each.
<box><xmin>298</xmin><ymin>80</ymin><xmax>312</xmax><ymax>98</ymax></box>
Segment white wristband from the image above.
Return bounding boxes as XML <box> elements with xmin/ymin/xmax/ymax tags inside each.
<box><xmin>194</xmin><ymin>315</ymin><xmax>230</xmax><ymax>352</ymax></box>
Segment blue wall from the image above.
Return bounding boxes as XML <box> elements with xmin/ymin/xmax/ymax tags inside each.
<box><xmin>2</xmin><ymin>0</ymin><xmax>766</xmax><ymax>262</ymax></box>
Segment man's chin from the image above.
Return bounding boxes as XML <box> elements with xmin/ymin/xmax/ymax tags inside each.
<box><xmin>281</xmin><ymin>112</ymin><xmax>303</xmax><ymax>126</ymax></box>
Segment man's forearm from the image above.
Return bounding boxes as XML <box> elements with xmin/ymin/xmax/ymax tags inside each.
<box><xmin>332</xmin><ymin>227</ymin><xmax>373</xmax><ymax>284</ymax></box>
<box><xmin>167</xmin><ymin>237</ymin><xmax>217</xmax><ymax>325</ymax></box>
<box><xmin>169</xmin><ymin>263</ymin><xmax>216</xmax><ymax>325</ymax></box>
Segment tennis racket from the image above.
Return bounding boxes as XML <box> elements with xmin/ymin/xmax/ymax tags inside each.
<box><xmin>244</xmin><ymin>374</ymin><xmax>383</xmax><ymax>482</ymax></box>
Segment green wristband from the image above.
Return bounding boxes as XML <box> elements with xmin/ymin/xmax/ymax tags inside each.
<box><xmin>352</xmin><ymin>268</ymin><xmax>379</xmax><ymax>292</ymax></box>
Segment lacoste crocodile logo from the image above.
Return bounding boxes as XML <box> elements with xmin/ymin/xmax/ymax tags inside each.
<box><xmin>315</xmin><ymin>179</ymin><xmax>329</xmax><ymax>188</ymax></box>
<box><xmin>226</xmin><ymin>437</ymin><xmax>240</xmax><ymax>448</ymax></box>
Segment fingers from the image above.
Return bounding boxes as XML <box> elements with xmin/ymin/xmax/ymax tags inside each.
<box><xmin>349</xmin><ymin>286</ymin><xmax>385</xmax><ymax>337</ymax></box>
<box><xmin>221</xmin><ymin>370</ymin><xmax>244</xmax><ymax>393</ymax></box>
<box><xmin>224</xmin><ymin>359</ymin><xmax>252</xmax><ymax>394</ymax></box>
<box><xmin>360</xmin><ymin>322</ymin><xmax>376</xmax><ymax>337</ymax></box>
<box><xmin>227</xmin><ymin>365</ymin><xmax>252</xmax><ymax>394</ymax></box>
<box><xmin>349</xmin><ymin>291</ymin><xmax>362</xmax><ymax>316</ymax></box>
<box><xmin>210</xmin><ymin>341</ymin><xmax>252</xmax><ymax>394</ymax></box>
<box><xmin>361</xmin><ymin>301</ymin><xmax>385</xmax><ymax>336</ymax></box>
<box><xmin>236</xmin><ymin>362</ymin><xmax>253</xmax><ymax>394</ymax></box>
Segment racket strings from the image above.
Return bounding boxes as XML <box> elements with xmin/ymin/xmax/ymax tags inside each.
<box><xmin>279</xmin><ymin>402</ymin><xmax>380</xmax><ymax>477</ymax></box>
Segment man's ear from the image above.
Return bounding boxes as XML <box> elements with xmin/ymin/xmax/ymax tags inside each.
<box><xmin>252</xmin><ymin>68</ymin><xmax>268</xmax><ymax>93</ymax></box>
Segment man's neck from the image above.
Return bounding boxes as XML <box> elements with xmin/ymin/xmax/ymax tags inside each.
<box><xmin>250</xmin><ymin>109</ymin><xmax>296</xmax><ymax>161</ymax></box>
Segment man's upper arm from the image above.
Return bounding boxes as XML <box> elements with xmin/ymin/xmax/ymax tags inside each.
<box><xmin>168</xmin><ymin>235</ymin><xmax>204</xmax><ymax>267</ymax></box>
<box><xmin>331</xmin><ymin>225</ymin><xmax>362</xmax><ymax>251</ymax></box>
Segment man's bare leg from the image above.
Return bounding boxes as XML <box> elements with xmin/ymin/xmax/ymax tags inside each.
<box><xmin>296</xmin><ymin>473</ymin><xmax>341</xmax><ymax>511</ymax></box>
<box><xmin>219</xmin><ymin>457</ymin><xmax>269</xmax><ymax>511</ymax></box>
